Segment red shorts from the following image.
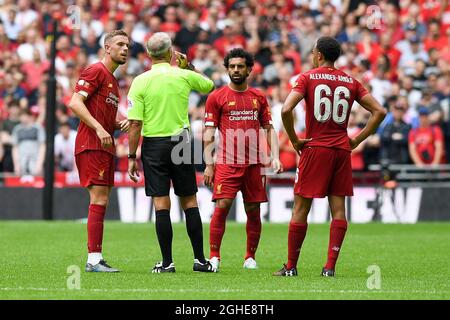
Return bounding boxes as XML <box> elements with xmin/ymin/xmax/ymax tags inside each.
<box><xmin>212</xmin><ymin>164</ymin><xmax>268</xmax><ymax>203</ymax></box>
<box><xmin>294</xmin><ymin>147</ymin><xmax>353</xmax><ymax>198</ymax></box>
<box><xmin>75</xmin><ymin>150</ymin><xmax>115</xmax><ymax>187</ymax></box>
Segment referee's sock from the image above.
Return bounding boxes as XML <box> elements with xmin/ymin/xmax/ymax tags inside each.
<box><xmin>155</xmin><ymin>210</ymin><xmax>173</xmax><ymax>268</ymax></box>
<box><xmin>184</xmin><ymin>207</ymin><xmax>207</xmax><ymax>264</ymax></box>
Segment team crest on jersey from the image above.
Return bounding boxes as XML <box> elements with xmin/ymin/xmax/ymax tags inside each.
<box><xmin>216</xmin><ymin>184</ymin><xmax>222</xmax><ymax>194</ymax></box>
<box><xmin>127</xmin><ymin>99</ymin><xmax>133</xmax><ymax>109</ymax></box>
<box><xmin>108</xmin><ymin>83</ymin><xmax>113</xmax><ymax>88</ymax></box>
<box><xmin>252</xmin><ymin>99</ymin><xmax>258</xmax><ymax>108</ymax></box>
<box><xmin>228</xmin><ymin>101</ymin><xmax>236</xmax><ymax>106</ymax></box>
<box><xmin>99</xmin><ymin>169</ymin><xmax>105</xmax><ymax>179</ymax></box>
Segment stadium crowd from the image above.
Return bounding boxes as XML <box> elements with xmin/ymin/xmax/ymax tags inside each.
<box><xmin>0</xmin><ymin>0</ymin><xmax>449</xmax><ymax>176</ymax></box>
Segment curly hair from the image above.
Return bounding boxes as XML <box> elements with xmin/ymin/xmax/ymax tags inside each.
<box><xmin>223</xmin><ymin>48</ymin><xmax>255</xmax><ymax>68</ymax></box>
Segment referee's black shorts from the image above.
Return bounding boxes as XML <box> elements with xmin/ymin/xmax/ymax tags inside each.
<box><xmin>141</xmin><ymin>132</ymin><xmax>198</xmax><ymax>197</ymax></box>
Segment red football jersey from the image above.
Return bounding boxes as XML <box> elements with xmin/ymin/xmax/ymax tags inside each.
<box><xmin>74</xmin><ymin>62</ymin><xmax>120</xmax><ymax>155</ymax></box>
<box><xmin>205</xmin><ymin>86</ymin><xmax>273</xmax><ymax>166</ymax></box>
<box><xmin>292</xmin><ymin>66</ymin><xmax>369</xmax><ymax>151</ymax></box>
<box><xmin>408</xmin><ymin>126</ymin><xmax>445</xmax><ymax>164</ymax></box>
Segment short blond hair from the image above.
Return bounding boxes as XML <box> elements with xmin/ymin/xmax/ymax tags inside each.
<box><xmin>104</xmin><ymin>29</ymin><xmax>129</xmax><ymax>47</ymax></box>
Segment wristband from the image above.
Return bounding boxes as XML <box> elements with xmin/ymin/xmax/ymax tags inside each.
<box><xmin>128</xmin><ymin>154</ymin><xmax>136</xmax><ymax>159</ymax></box>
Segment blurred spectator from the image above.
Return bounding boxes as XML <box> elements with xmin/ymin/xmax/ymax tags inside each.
<box><xmin>409</xmin><ymin>108</ymin><xmax>445</xmax><ymax>166</ymax></box>
<box><xmin>379</xmin><ymin>101</ymin><xmax>411</xmax><ymax>165</ymax></box>
<box><xmin>0</xmin><ymin>104</ymin><xmax>20</xmax><ymax>172</ymax></box>
<box><xmin>278</xmin><ymin>127</ymin><xmax>298</xmax><ymax>172</ymax></box>
<box><xmin>54</xmin><ymin>122</ymin><xmax>76</xmax><ymax>172</ymax></box>
<box><xmin>174</xmin><ymin>10</ymin><xmax>200</xmax><ymax>54</ymax></box>
<box><xmin>348</xmin><ymin>110</ymin><xmax>365</xmax><ymax>170</ymax></box>
<box><xmin>398</xmin><ymin>35</ymin><xmax>429</xmax><ymax>74</ymax></box>
<box><xmin>213</xmin><ymin>19</ymin><xmax>246</xmax><ymax>57</ymax></box>
<box><xmin>1</xmin><ymin>0</ymin><xmax>449</xmax><ymax>175</ymax></box>
<box><xmin>11</xmin><ymin>109</ymin><xmax>45</xmax><ymax>176</ymax></box>
<box><xmin>1</xmin><ymin>7</ymin><xmax>22</xmax><ymax>41</ymax></box>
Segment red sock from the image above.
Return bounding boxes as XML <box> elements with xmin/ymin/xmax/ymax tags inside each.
<box><xmin>87</xmin><ymin>204</ymin><xmax>106</xmax><ymax>253</ymax></box>
<box><xmin>325</xmin><ymin>219</ymin><xmax>348</xmax><ymax>270</ymax></box>
<box><xmin>287</xmin><ymin>221</ymin><xmax>308</xmax><ymax>270</ymax></box>
<box><xmin>209</xmin><ymin>207</ymin><xmax>228</xmax><ymax>259</ymax></box>
<box><xmin>245</xmin><ymin>208</ymin><xmax>262</xmax><ymax>260</ymax></box>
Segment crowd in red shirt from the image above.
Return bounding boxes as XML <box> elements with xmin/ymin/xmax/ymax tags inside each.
<box><xmin>0</xmin><ymin>0</ymin><xmax>449</xmax><ymax>175</ymax></box>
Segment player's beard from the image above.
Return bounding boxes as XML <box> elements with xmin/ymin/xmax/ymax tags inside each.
<box><xmin>229</xmin><ymin>73</ymin><xmax>248</xmax><ymax>85</ymax></box>
<box><xmin>113</xmin><ymin>56</ymin><xmax>127</xmax><ymax>65</ymax></box>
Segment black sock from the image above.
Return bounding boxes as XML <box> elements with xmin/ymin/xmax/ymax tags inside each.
<box><xmin>185</xmin><ymin>207</ymin><xmax>206</xmax><ymax>263</ymax></box>
<box><xmin>155</xmin><ymin>210</ymin><xmax>173</xmax><ymax>267</ymax></box>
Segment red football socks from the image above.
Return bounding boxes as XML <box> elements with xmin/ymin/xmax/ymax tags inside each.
<box><xmin>287</xmin><ymin>221</ymin><xmax>308</xmax><ymax>269</ymax></box>
<box><xmin>325</xmin><ymin>219</ymin><xmax>348</xmax><ymax>270</ymax></box>
<box><xmin>245</xmin><ymin>208</ymin><xmax>262</xmax><ymax>260</ymax></box>
<box><xmin>209</xmin><ymin>207</ymin><xmax>228</xmax><ymax>259</ymax></box>
<box><xmin>87</xmin><ymin>204</ymin><xmax>106</xmax><ymax>253</ymax></box>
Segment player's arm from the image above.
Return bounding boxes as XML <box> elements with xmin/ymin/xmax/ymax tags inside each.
<box><xmin>203</xmin><ymin>126</ymin><xmax>216</xmax><ymax>188</ymax></box>
<box><xmin>68</xmin><ymin>93</ymin><xmax>112</xmax><ymax>148</ymax></box>
<box><xmin>127</xmin><ymin>120</ymin><xmax>142</xmax><ymax>183</ymax></box>
<box><xmin>281</xmin><ymin>91</ymin><xmax>312</xmax><ymax>153</ymax></box>
<box><xmin>126</xmin><ymin>78</ymin><xmax>145</xmax><ymax>183</ymax></box>
<box><xmin>351</xmin><ymin>94</ymin><xmax>387</xmax><ymax>150</ymax></box>
<box><xmin>263</xmin><ymin>124</ymin><xmax>283</xmax><ymax>174</ymax></box>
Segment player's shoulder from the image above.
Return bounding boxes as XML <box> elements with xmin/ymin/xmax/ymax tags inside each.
<box><xmin>80</xmin><ymin>62</ymin><xmax>106</xmax><ymax>79</ymax></box>
<box><xmin>209</xmin><ymin>85</ymin><xmax>228</xmax><ymax>98</ymax></box>
<box><xmin>247</xmin><ymin>86</ymin><xmax>266</xmax><ymax>97</ymax></box>
<box><xmin>84</xmin><ymin>62</ymin><xmax>104</xmax><ymax>73</ymax></box>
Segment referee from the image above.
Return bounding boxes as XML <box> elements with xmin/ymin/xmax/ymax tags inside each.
<box><xmin>127</xmin><ymin>32</ymin><xmax>215</xmax><ymax>273</ymax></box>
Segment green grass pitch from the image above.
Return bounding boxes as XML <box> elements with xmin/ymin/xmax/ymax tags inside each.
<box><xmin>0</xmin><ymin>221</ymin><xmax>449</xmax><ymax>300</ymax></box>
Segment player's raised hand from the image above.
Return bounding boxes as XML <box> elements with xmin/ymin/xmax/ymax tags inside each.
<box><xmin>118</xmin><ymin>119</ymin><xmax>130</xmax><ymax>132</ymax></box>
<box><xmin>174</xmin><ymin>51</ymin><xmax>188</xmax><ymax>69</ymax></box>
<box><xmin>204</xmin><ymin>164</ymin><xmax>215</xmax><ymax>188</ymax></box>
<box><xmin>96</xmin><ymin>126</ymin><xmax>113</xmax><ymax>149</ymax></box>
<box><xmin>292</xmin><ymin>138</ymin><xmax>312</xmax><ymax>154</ymax></box>
<box><xmin>128</xmin><ymin>159</ymin><xmax>140</xmax><ymax>183</ymax></box>
<box><xmin>271</xmin><ymin>158</ymin><xmax>283</xmax><ymax>174</ymax></box>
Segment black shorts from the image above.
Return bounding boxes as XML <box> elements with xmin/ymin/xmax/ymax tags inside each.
<box><xmin>141</xmin><ymin>133</ymin><xmax>198</xmax><ymax>197</ymax></box>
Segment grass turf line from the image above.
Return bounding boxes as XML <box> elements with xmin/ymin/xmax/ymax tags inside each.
<box><xmin>0</xmin><ymin>221</ymin><xmax>449</xmax><ymax>299</ymax></box>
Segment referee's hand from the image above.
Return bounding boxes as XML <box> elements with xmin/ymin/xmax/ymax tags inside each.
<box><xmin>174</xmin><ymin>51</ymin><xmax>188</xmax><ymax>69</ymax></box>
<box><xmin>128</xmin><ymin>159</ymin><xmax>140</xmax><ymax>183</ymax></box>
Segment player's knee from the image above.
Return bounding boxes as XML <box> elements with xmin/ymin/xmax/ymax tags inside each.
<box><xmin>331</xmin><ymin>210</ymin><xmax>346</xmax><ymax>220</ymax></box>
<box><xmin>180</xmin><ymin>195</ymin><xmax>198</xmax><ymax>210</ymax></box>
<box><xmin>90</xmin><ymin>196</ymin><xmax>109</xmax><ymax>207</ymax></box>
<box><xmin>216</xmin><ymin>198</ymin><xmax>233</xmax><ymax>210</ymax></box>
<box><xmin>244</xmin><ymin>203</ymin><xmax>260</xmax><ymax>213</ymax></box>
<box><xmin>153</xmin><ymin>196</ymin><xmax>171</xmax><ymax>211</ymax></box>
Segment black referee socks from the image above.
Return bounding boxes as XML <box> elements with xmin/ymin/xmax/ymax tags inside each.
<box><xmin>184</xmin><ymin>207</ymin><xmax>207</xmax><ymax>264</ymax></box>
<box><xmin>155</xmin><ymin>210</ymin><xmax>173</xmax><ymax>268</ymax></box>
